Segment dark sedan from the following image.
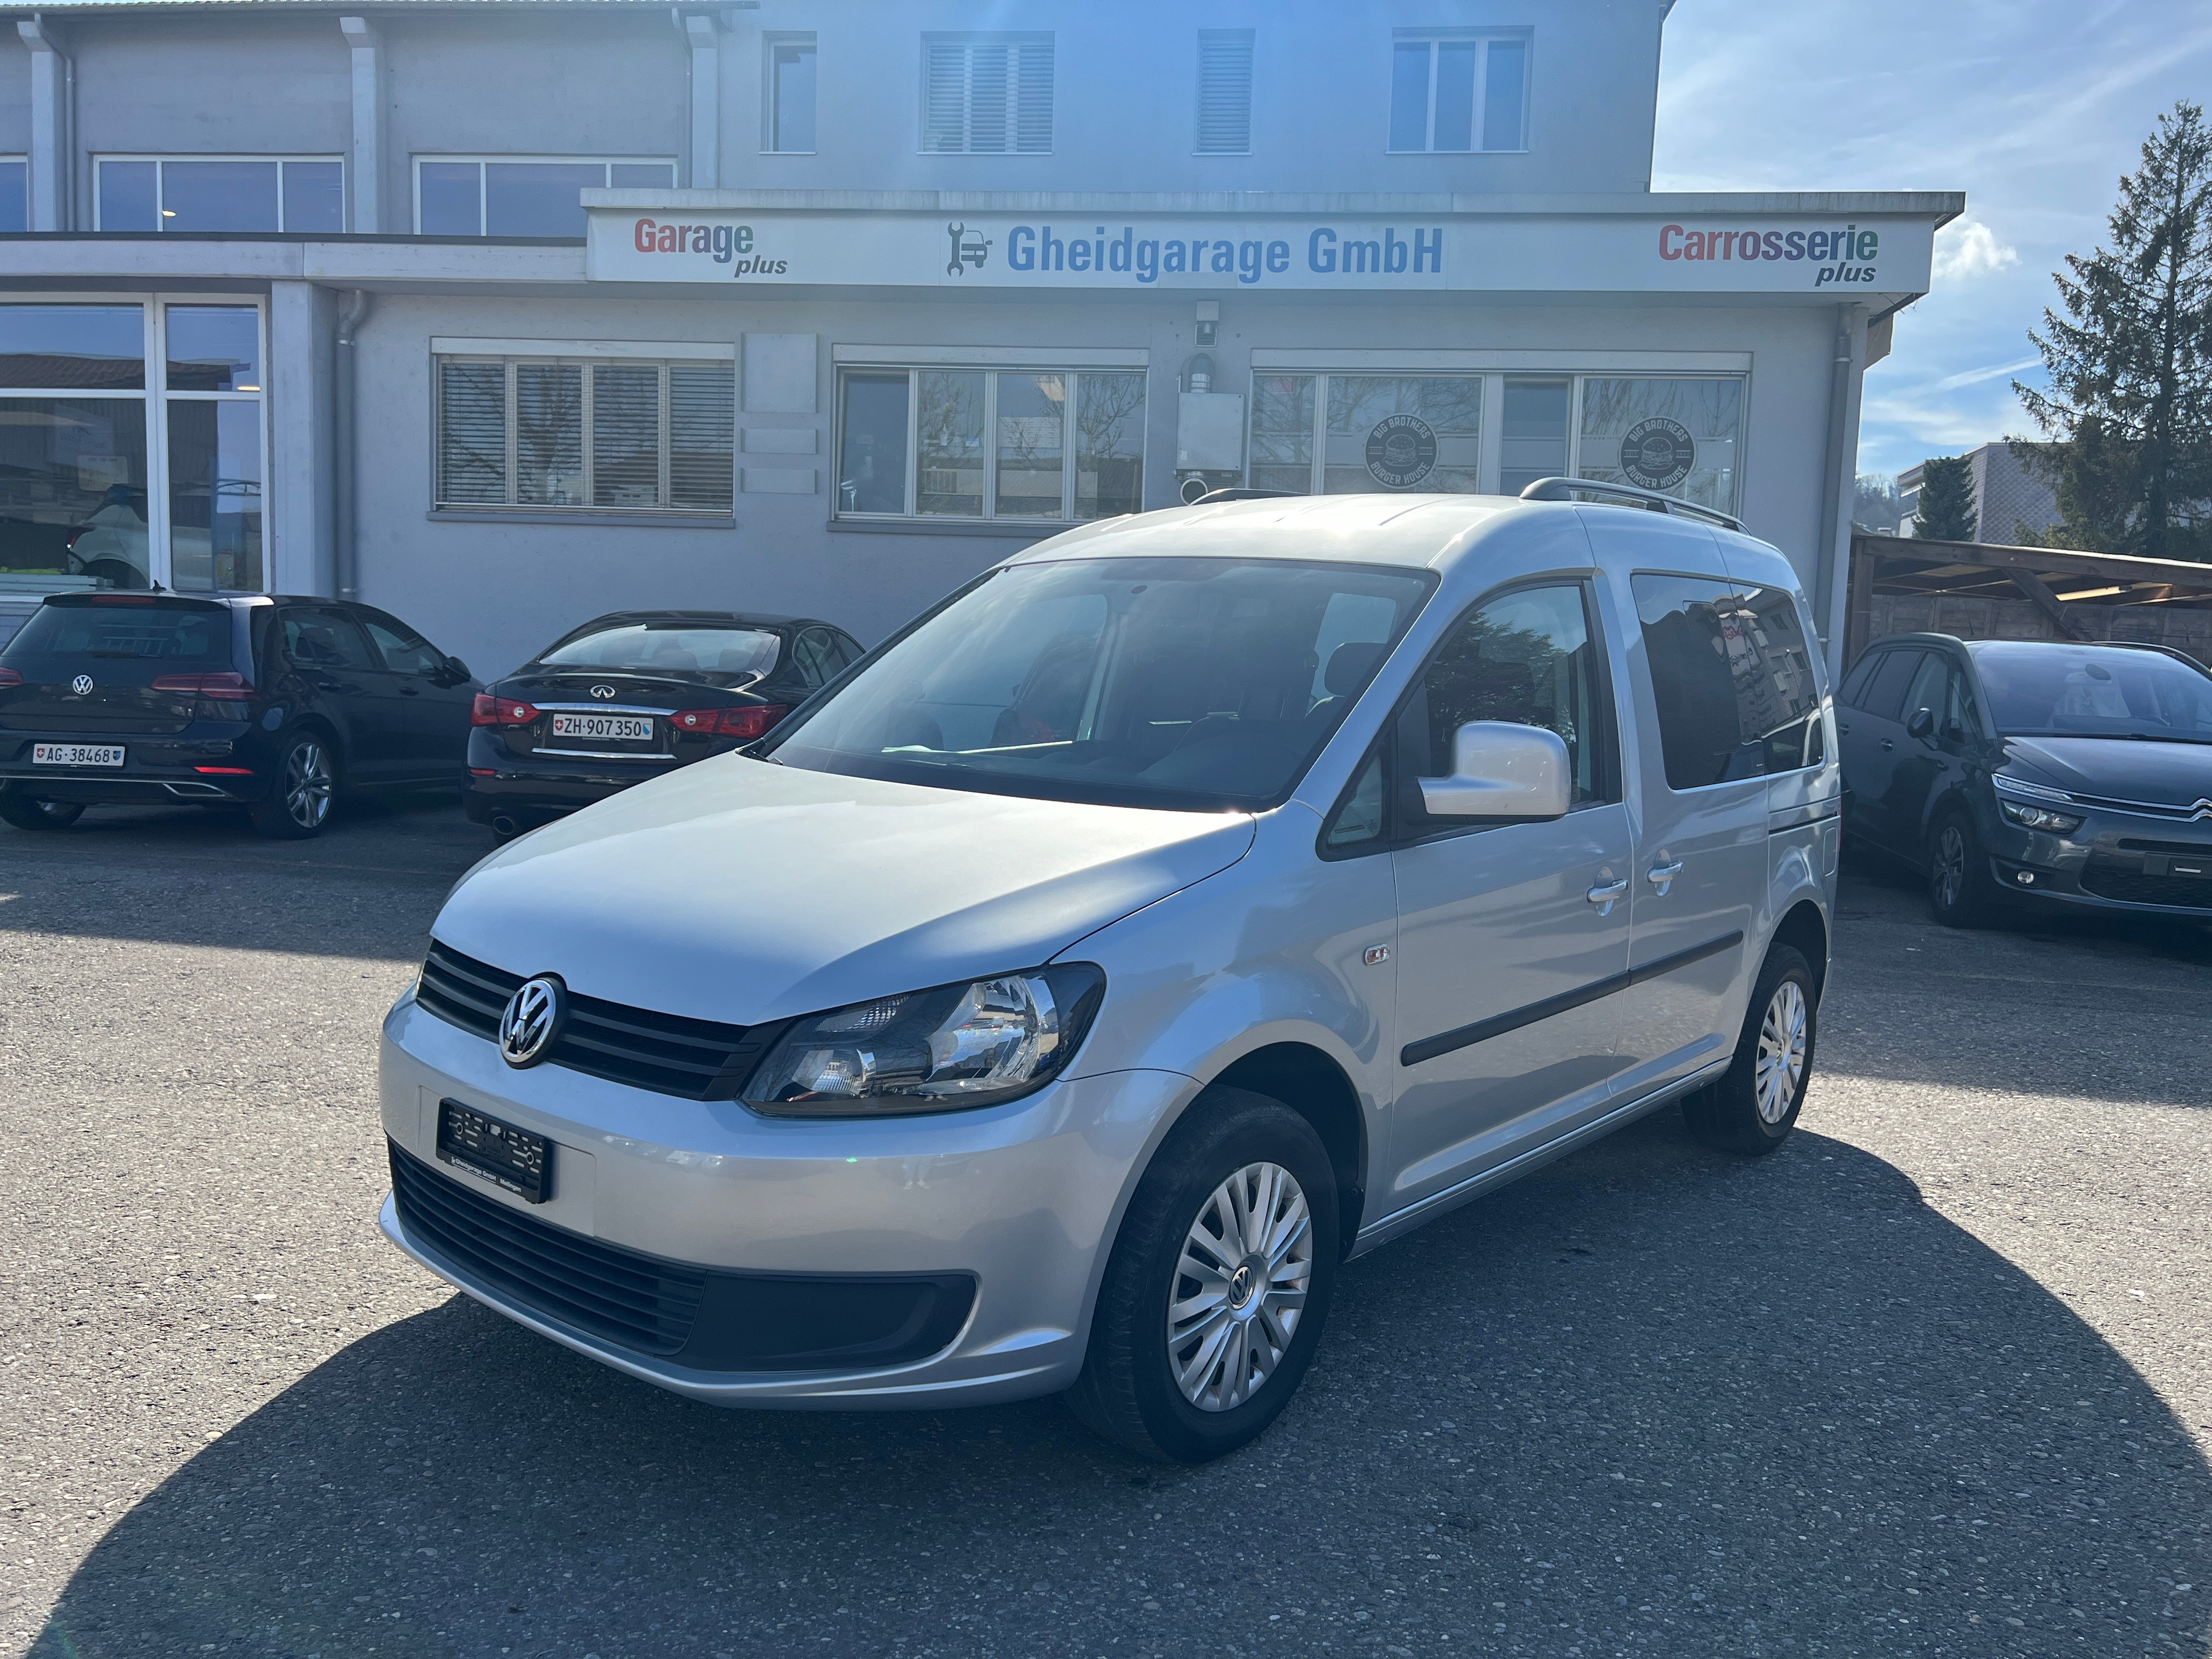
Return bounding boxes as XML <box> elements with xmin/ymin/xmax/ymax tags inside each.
<box><xmin>0</xmin><ymin>591</ymin><xmax>478</xmax><ymax>838</ymax></box>
<box><xmin>465</xmin><ymin>610</ymin><xmax>864</xmax><ymax>840</ymax></box>
<box><xmin>1837</xmin><ymin>633</ymin><xmax>2212</xmax><ymax>926</ymax></box>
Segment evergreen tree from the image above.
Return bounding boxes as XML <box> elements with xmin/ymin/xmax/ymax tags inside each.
<box><xmin>2014</xmin><ymin>100</ymin><xmax>2212</xmax><ymax>561</ymax></box>
<box><xmin>1910</xmin><ymin>454</ymin><xmax>1978</xmax><ymax>540</ymax></box>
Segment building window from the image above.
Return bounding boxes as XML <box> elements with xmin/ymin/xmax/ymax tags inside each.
<box><xmin>434</xmin><ymin>353</ymin><xmax>734</xmax><ymax>515</ymax></box>
<box><xmin>1387</xmin><ymin>33</ymin><xmax>1528</xmax><ymax>153</ymax></box>
<box><xmin>921</xmin><ymin>34</ymin><xmax>1054</xmax><ymax>154</ymax></box>
<box><xmin>0</xmin><ymin>301</ymin><xmax>266</xmax><ymax>596</ymax></box>
<box><xmin>94</xmin><ymin>157</ymin><xmax>344</xmax><ymax>233</ymax></box>
<box><xmin>765</xmin><ymin>34</ymin><xmax>818</xmax><ymax>153</ymax></box>
<box><xmin>836</xmin><ymin>367</ymin><xmax>1145</xmax><ymax>521</ymax></box>
<box><xmin>1251</xmin><ymin>374</ymin><xmax>1484</xmax><ymax>494</ymax></box>
<box><xmin>1577</xmin><ymin>377</ymin><xmax>1743</xmax><ymax>516</ymax></box>
<box><xmin>1195</xmin><ymin>30</ymin><xmax>1255</xmax><ymax>155</ymax></box>
<box><xmin>414</xmin><ymin>158</ymin><xmax>678</xmax><ymax>238</ymax></box>
<box><xmin>0</xmin><ymin>159</ymin><xmax>25</xmax><ymax>233</ymax></box>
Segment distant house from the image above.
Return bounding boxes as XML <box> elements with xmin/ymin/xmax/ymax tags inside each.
<box><xmin>1898</xmin><ymin>443</ymin><xmax>2061</xmax><ymax>543</ymax></box>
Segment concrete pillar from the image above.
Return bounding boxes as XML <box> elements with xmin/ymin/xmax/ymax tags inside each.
<box><xmin>16</xmin><ymin>20</ymin><xmax>72</xmax><ymax>232</ymax></box>
<box><xmin>338</xmin><ymin>16</ymin><xmax>384</xmax><ymax>233</ymax></box>
<box><xmin>683</xmin><ymin>14</ymin><xmax>722</xmax><ymax>189</ymax></box>
<box><xmin>268</xmin><ymin>282</ymin><xmax>337</xmax><ymax>597</ymax></box>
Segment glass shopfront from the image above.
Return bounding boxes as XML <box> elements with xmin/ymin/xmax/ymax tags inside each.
<box><xmin>0</xmin><ymin>300</ymin><xmax>266</xmax><ymax>596</ymax></box>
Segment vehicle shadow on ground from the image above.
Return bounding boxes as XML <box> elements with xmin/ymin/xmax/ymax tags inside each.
<box><xmin>34</xmin><ymin>1119</ymin><xmax>2212</xmax><ymax>1658</ymax></box>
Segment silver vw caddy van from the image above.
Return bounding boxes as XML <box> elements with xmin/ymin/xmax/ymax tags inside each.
<box><xmin>378</xmin><ymin>485</ymin><xmax>1838</xmax><ymax>1464</ymax></box>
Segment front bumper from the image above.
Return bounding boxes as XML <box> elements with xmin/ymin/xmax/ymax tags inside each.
<box><xmin>1984</xmin><ymin>809</ymin><xmax>2212</xmax><ymax>918</ymax></box>
<box><xmin>377</xmin><ymin>991</ymin><xmax>1194</xmax><ymax>1407</ymax></box>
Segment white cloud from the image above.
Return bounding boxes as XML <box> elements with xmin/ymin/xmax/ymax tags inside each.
<box><xmin>1933</xmin><ymin>218</ymin><xmax>2021</xmax><ymax>284</ymax></box>
<box><xmin>1929</xmin><ymin>355</ymin><xmax>2044</xmax><ymax>392</ymax></box>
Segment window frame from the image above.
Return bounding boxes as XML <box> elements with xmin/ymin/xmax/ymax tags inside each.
<box><xmin>92</xmin><ymin>155</ymin><xmax>345</xmax><ymax>233</ymax></box>
<box><xmin>762</xmin><ymin>32</ymin><xmax>820</xmax><ymax>154</ymax></box>
<box><xmin>430</xmin><ymin>341</ymin><xmax>736</xmax><ymax>517</ymax></box>
<box><xmin>831</xmin><ymin>363</ymin><xmax>1149</xmax><ymax>527</ymax></box>
<box><xmin>409</xmin><ymin>155</ymin><xmax>679</xmax><ymax>236</ymax></box>
<box><xmin>1387</xmin><ymin>30</ymin><xmax>1531</xmax><ymax>155</ymax></box>
<box><xmin>918</xmin><ymin>32</ymin><xmax>1056</xmax><ymax>156</ymax></box>
<box><xmin>1194</xmin><ymin>29</ymin><xmax>1256</xmax><ymax>156</ymax></box>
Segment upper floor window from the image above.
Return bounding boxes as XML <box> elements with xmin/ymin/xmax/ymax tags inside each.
<box><xmin>95</xmin><ymin>157</ymin><xmax>343</xmax><ymax>233</ymax></box>
<box><xmin>921</xmin><ymin>34</ymin><xmax>1054</xmax><ymax>154</ymax></box>
<box><xmin>415</xmin><ymin>157</ymin><xmax>676</xmax><ymax>239</ymax></box>
<box><xmin>1388</xmin><ymin>32</ymin><xmax>1528</xmax><ymax>153</ymax></box>
<box><xmin>765</xmin><ymin>34</ymin><xmax>818</xmax><ymax>153</ymax></box>
<box><xmin>0</xmin><ymin>159</ymin><xmax>25</xmax><ymax>233</ymax></box>
<box><xmin>1194</xmin><ymin>30</ymin><xmax>1254</xmax><ymax>155</ymax></box>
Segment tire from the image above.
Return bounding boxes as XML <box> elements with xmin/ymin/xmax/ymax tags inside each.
<box><xmin>248</xmin><ymin>730</ymin><xmax>338</xmax><ymax>840</ymax></box>
<box><xmin>1066</xmin><ymin>1087</ymin><xmax>1339</xmax><ymax>1465</ymax></box>
<box><xmin>0</xmin><ymin>790</ymin><xmax>85</xmax><ymax>832</ymax></box>
<box><xmin>1927</xmin><ymin>808</ymin><xmax>1992</xmax><ymax>929</ymax></box>
<box><xmin>1683</xmin><ymin>944</ymin><xmax>1818</xmax><ymax>1155</ymax></box>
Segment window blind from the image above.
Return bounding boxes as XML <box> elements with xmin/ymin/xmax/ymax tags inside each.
<box><xmin>1195</xmin><ymin>31</ymin><xmax>1254</xmax><ymax>154</ymax></box>
<box><xmin>922</xmin><ymin>36</ymin><xmax>1054</xmax><ymax>154</ymax></box>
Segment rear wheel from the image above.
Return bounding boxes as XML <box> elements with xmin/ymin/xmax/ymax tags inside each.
<box><xmin>1066</xmin><ymin>1087</ymin><xmax>1339</xmax><ymax>1464</ymax></box>
<box><xmin>1928</xmin><ymin>809</ymin><xmax>1993</xmax><ymax>929</ymax></box>
<box><xmin>249</xmin><ymin>731</ymin><xmax>337</xmax><ymax>839</ymax></box>
<box><xmin>1684</xmin><ymin>944</ymin><xmax>1818</xmax><ymax>1155</ymax></box>
<box><xmin>0</xmin><ymin>790</ymin><xmax>85</xmax><ymax>832</ymax></box>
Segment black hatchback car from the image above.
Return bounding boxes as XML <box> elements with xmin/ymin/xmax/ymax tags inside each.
<box><xmin>465</xmin><ymin>610</ymin><xmax>864</xmax><ymax>840</ymax></box>
<box><xmin>1837</xmin><ymin>633</ymin><xmax>2212</xmax><ymax>926</ymax></box>
<box><xmin>0</xmin><ymin>591</ymin><xmax>478</xmax><ymax>838</ymax></box>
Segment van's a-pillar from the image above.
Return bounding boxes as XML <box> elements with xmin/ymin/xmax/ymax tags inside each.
<box><xmin>16</xmin><ymin>19</ymin><xmax>72</xmax><ymax>232</ymax></box>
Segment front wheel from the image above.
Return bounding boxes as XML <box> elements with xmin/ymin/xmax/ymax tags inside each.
<box><xmin>0</xmin><ymin>790</ymin><xmax>86</xmax><ymax>832</ymax></box>
<box><xmin>249</xmin><ymin>731</ymin><xmax>338</xmax><ymax>839</ymax></box>
<box><xmin>1684</xmin><ymin>944</ymin><xmax>1819</xmax><ymax>1155</ymax></box>
<box><xmin>1066</xmin><ymin>1087</ymin><xmax>1339</xmax><ymax>1464</ymax></box>
<box><xmin>1928</xmin><ymin>809</ymin><xmax>1993</xmax><ymax>929</ymax></box>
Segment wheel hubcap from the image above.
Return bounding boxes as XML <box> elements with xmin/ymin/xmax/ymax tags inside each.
<box><xmin>285</xmin><ymin>742</ymin><xmax>332</xmax><ymax>828</ymax></box>
<box><xmin>1754</xmin><ymin>980</ymin><xmax>1808</xmax><ymax>1125</ymax></box>
<box><xmin>1169</xmin><ymin>1161</ymin><xmax>1312</xmax><ymax>1413</ymax></box>
<box><xmin>1935</xmin><ymin>826</ymin><xmax>1965</xmax><ymax>907</ymax></box>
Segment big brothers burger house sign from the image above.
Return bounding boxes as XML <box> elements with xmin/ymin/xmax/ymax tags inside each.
<box><xmin>585</xmin><ymin>204</ymin><xmax>1934</xmax><ymax>297</ymax></box>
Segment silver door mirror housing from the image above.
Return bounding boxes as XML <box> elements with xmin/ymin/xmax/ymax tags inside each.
<box><xmin>1417</xmin><ymin>721</ymin><xmax>1572</xmax><ymax>819</ymax></box>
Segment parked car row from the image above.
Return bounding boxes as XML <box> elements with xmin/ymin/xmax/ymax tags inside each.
<box><xmin>0</xmin><ymin>594</ymin><xmax>862</xmax><ymax>842</ymax></box>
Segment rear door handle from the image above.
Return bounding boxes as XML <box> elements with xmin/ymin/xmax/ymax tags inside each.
<box><xmin>1880</xmin><ymin>738</ymin><xmax>1894</xmax><ymax>752</ymax></box>
<box><xmin>1646</xmin><ymin>860</ymin><xmax>1684</xmax><ymax>896</ymax></box>
<box><xmin>1585</xmin><ymin>878</ymin><xmax>1628</xmax><ymax>916</ymax></box>
<box><xmin>399</xmin><ymin>685</ymin><xmax>421</xmax><ymax>697</ymax></box>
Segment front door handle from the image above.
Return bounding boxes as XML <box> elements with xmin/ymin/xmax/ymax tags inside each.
<box><xmin>1585</xmin><ymin>878</ymin><xmax>1628</xmax><ymax>916</ymax></box>
<box><xmin>399</xmin><ymin>685</ymin><xmax>421</xmax><ymax>697</ymax></box>
<box><xmin>1646</xmin><ymin>860</ymin><xmax>1685</xmax><ymax>896</ymax></box>
<box><xmin>1880</xmin><ymin>738</ymin><xmax>1894</xmax><ymax>752</ymax></box>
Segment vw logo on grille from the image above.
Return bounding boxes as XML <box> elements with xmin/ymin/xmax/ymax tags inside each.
<box><xmin>70</xmin><ymin>674</ymin><xmax>94</xmax><ymax>696</ymax></box>
<box><xmin>498</xmin><ymin>975</ymin><xmax>566</xmax><ymax>1068</ymax></box>
<box><xmin>589</xmin><ymin>684</ymin><xmax>618</xmax><ymax>699</ymax></box>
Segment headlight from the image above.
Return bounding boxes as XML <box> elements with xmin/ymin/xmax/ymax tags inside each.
<box><xmin>1999</xmin><ymin>799</ymin><xmax>2084</xmax><ymax>834</ymax></box>
<box><xmin>742</xmin><ymin>963</ymin><xmax>1105</xmax><ymax>1116</ymax></box>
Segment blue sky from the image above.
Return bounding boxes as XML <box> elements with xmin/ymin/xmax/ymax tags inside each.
<box><xmin>1651</xmin><ymin>0</ymin><xmax>2212</xmax><ymax>483</ymax></box>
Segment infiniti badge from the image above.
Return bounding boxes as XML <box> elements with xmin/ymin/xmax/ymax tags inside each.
<box><xmin>590</xmin><ymin>684</ymin><xmax>618</xmax><ymax>699</ymax></box>
<box><xmin>498</xmin><ymin>975</ymin><xmax>566</xmax><ymax>1068</ymax></box>
<box><xmin>71</xmin><ymin>674</ymin><xmax>94</xmax><ymax>696</ymax></box>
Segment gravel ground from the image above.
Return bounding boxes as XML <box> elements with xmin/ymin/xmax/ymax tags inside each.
<box><xmin>3</xmin><ymin>795</ymin><xmax>2209</xmax><ymax>1659</ymax></box>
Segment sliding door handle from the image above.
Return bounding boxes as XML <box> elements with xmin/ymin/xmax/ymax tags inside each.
<box><xmin>1585</xmin><ymin>878</ymin><xmax>1628</xmax><ymax>917</ymax></box>
<box><xmin>1646</xmin><ymin>860</ymin><xmax>1685</xmax><ymax>896</ymax></box>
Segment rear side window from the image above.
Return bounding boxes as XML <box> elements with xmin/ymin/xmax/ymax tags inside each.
<box><xmin>1631</xmin><ymin>574</ymin><xmax>1825</xmax><ymax>789</ymax></box>
<box><xmin>358</xmin><ymin>611</ymin><xmax>447</xmax><ymax>678</ymax></box>
<box><xmin>1837</xmin><ymin>651</ymin><xmax>1882</xmax><ymax>709</ymax></box>
<box><xmin>5</xmin><ymin>600</ymin><xmax>231</xmax><ymax>665</ymax></box>
<box><xmin>1859</xmin><ymin>650</ymin><xmax>1925</xmax><ymax>722</ymax></box>
<box><xmin>281</xmin><ymin>607</ymin><xmax>377</xmax><ymax>672</ymax></box>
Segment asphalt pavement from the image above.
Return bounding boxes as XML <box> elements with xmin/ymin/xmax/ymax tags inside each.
<box><xmin>3</xmin><ymin>793</ymin><xmax>2209</xmax><ymax>1659</ymax></box>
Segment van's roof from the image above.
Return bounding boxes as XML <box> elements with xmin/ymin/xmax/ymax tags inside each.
<box><xmin>1013</xmin><ymin>492</ymin><xmax>1781</xmax><ymax>574</ymax></box>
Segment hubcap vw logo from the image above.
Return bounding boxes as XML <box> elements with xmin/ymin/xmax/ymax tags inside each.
<box><xmin>70</xmin><ymin>674</ymin><xmax>94</xmax><ymax>696</ymax></box>
<box><xmin>1227</xmin><ymin>1262</ymin><xmax>1257</xmax><ymax>1310</ymax></box>
<box><xmin>590</xmin><ymin>684</ymin><xmax>617</xmax><ymax>699</ymax></box>
<box><xmin>498</xmin><ymin>976</ymin><xmax>566</xmax><ymax>1068</ymax></box>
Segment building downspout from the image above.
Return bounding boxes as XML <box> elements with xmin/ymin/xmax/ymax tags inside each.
<box><xmin>1812</xmin><ymin>304</ymin><xmax>1864</xmax><ymax>667</ymax></box>
<box><xmin>334</xmin><ymin>290</ymin><xmax>373</xmax><ymax>602</ymax></box>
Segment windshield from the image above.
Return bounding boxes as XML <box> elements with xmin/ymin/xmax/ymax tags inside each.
<box><xmin>1976</xmin><ymin>642</ymin><xmax>2212</xmax><ymax>742</ymax></box>
<box><xmin>536</xmin><ymin>622</ymin><xmax>784</xmax><ymax>684</ymax></box>
<box><xmin>4</xmin><ymin>600</ymin><xmax>230</xmax><ymax>665</ymax></box>
<box><xmin>760</xmin><ymin>556</ymin><xmax>1433</xmax><ymax>811</ymax></box>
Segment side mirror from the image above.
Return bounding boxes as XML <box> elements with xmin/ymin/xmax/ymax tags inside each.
<box><xmin>1418</xmin><ymin>721</ymin><xmax>1571</xmax><ymax>819</ymax></box>
<box><xmin>444</xmin><ymin>656</ymin><xmax>472</xmax><ymax>681</ymax></box>
<box><xmin>1905</xmin><ymin>706</ymin><xmax>1936</xmax><ymax>740</ymax></box>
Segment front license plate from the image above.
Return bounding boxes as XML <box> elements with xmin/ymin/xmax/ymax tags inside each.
<box><xmin>548</xmin><ymin>713</ymin><xmax>654</xmax><ymax>743</ymax></box>
<box><xmin>437</xmin><ymin>1099</ymin><xmax>554</xmax><ymax>1204</ymax></box>
<box><xmin>32</xmin><ymin>743</ymin><xmax>126</xmax><ymax>768</ymax></box>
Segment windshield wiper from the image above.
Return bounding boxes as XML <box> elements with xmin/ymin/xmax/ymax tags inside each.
<box><xmin>2008</xmin><ymin>730</ymin><xmax>2212</xmax><ymax>745</ymax></box>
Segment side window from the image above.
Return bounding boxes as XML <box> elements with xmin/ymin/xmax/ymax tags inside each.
<box><xmin>1322</xmin><ymin>749</ymin><xmax>1387</xmax><ymax>850</ymax></box>
<box><xmin>1729</xmin><ymin>583</ymin><xmax>1824</xmax><ymax>774</ymax></box>
<box><xmin>280</xmin><ymin>607</ymin><xmax>376</xmax><ymax>672</ymax></box>
<box><xmin>1899</xmin><ymin>653</ymin><xmax>1948</xmax><ymax>730</ymax></box>
<box><xmin>1395</xmin><ymin>582</ymin><xmax>1617</xmax><ymax>830</ymax></box>
<box><xmin>357</xmin><ymin>611</ymin><xmax>445</xmax><ymax>678</ymax></box>
<box><xmin>1945</xmin><ymin>664</ymin><xmax>1981</xmax><ymax>738</ymax></box>
<box><xmin>1837</xmin><ymin>650</ymin><xmax>1884</xmax><ymax>710</ymax></box>
<box><xmin>830</xmin><ymin>631</ymin><xmax>865</xmax><ymax>672</ymax></box>
<box><xmin>791</xmin><ymin>628</ymin><xmax>836</xmax><ymax>689</ymax></box>
<box><xmin>1860</xmin><ymin>649</ymin><xmax>1925</xmax><ymax>723</ymax></box>
<box><xmin>1632</xmin><ymin>573</ymin><xmax>1822</xmax><ymax>788</ymax></box>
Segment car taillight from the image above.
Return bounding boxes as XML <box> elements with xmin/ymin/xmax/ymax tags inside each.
<box><xmin>0</xmin><ymin>668</ymin><xmax>21</xmax><ymax>689</ymax></box>
<box><xmin>151</xmin><ymin>671</ymin><xmax>256</xmax><ymax>698</ymax></box>
<box><xmin>471</xmin><ymin>694</ymin><xmax>540</xmax><ymax>726</ymax></box>
<box><xmin>192</xmin><ymin>765</ymin><xmax>256</xmax><ymax>776</ymax></box>
<box><xmin>672</xmin><ymin>704</ymin><xmax>789</xmax><ymax>740</ymax></box>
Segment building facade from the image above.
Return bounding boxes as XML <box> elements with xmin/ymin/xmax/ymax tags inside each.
<box><xmin>1898</xmin><ymin>442</ymin><xmax>2062</xmax><ymax>546</ymax></box>
<box><xmin>1</xmin><ymin>1</ymin><xmax>1959</xmax><ymax>675</ymax></box>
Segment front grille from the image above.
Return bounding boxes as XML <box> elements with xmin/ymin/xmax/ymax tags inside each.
<box><xmin>415</xmin><ymin>940</ymin><xmax>778</xmax><ymax>1099</ymax></box>
<box><xmin>2081</xmin><ymin>859</ymin><xmax>2212</xmax><ymax>910</ymax></box>
<box><xmin>390</xmin><ymin>1141</ymin><xmax>702</xmax><ymax>1355</ymax></box>
<box><xmin>2116</xmin><ymin>838</ymin><xmax>2212</xmax><ymax>856</ymax></box>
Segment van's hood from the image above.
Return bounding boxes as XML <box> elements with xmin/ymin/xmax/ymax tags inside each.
<box><xmin>1999</xmin><ymin>736</ymin><xmax>2212</xmax><ymax>808</ymax></box>
<box><xmin>433</xmin><ymin>756</ymin><xmax>1255</xmax><ymax>1026</ymax></box>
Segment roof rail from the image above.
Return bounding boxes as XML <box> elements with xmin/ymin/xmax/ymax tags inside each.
<box><xmin>1192</xmin><ymin>487</ymin><xmax>1302</xmax><ymax>504</ymax></box>
<box><xmin>1517</xmin><ymin>476</ymin><xmax>1744</xmax><ymax>534</ymax></box>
